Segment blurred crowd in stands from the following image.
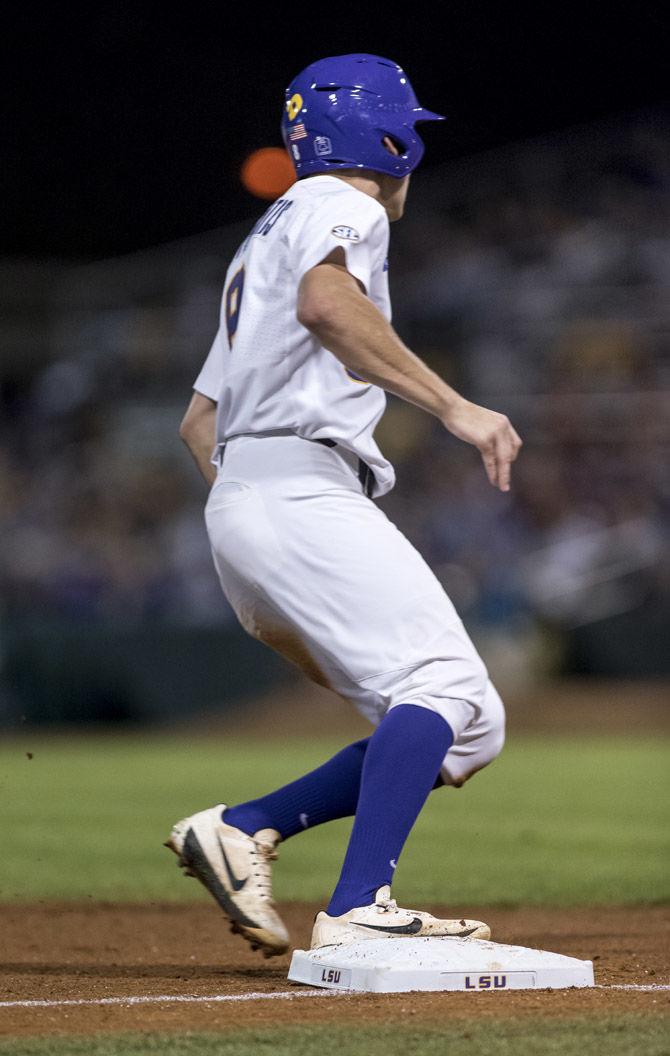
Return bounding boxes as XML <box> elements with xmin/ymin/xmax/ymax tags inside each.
<box><xmin>1</xmin><ymin>110</ymin><xmax>668</xmax><ymax>647</ymax></box>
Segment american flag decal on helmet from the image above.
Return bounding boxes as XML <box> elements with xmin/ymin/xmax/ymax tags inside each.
<box><xmin>289</xmin><ymin>123</ymin><xmax>308</xmax><ymax>141</ymax></box>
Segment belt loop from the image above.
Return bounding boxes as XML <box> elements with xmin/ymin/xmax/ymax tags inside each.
<box><xmin>358</xmin><ymin>459</ymin><xmax>374</xmax><ymax>498</ymax></box>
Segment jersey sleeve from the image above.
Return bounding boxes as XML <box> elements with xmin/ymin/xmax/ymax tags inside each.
<box><xmin>193</xmin><ymin>328</ymin><xmax>224</xmax><ymax>401</ymax></box>
<box><xmin>290</xmin><ymin>191</ymin><xmax>389</xmax><ymax>294</ymax></box>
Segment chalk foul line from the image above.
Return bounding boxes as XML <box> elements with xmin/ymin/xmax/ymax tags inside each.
<box><xmin>0</xmin><ymin>989</ymin><xmax>339</xmax><ymax>1010</ymax></box>
<box><xmin>0</xmin><ymin>984</ymin><xmax>668</xmax><ymax>1009</ymax></box>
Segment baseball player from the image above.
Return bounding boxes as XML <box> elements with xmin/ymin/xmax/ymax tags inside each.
<box><xmin>167</xmin><ymin>54</ymin><xmax>521</xmax><ymax>958</ymax></box>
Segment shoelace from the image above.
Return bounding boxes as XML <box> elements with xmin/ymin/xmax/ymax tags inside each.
<box><xmin>374</xmin><ymin>892</ymin><xmax>426</xmax><ymax>919</ymax></box>
<box><xmin>249</xmin><ymin>840</ymin><xmax>278</xmax><ymax>902</ymax></box>
<box><xmin>374</xmin><ymin>893</ymin><xmax>399</xmax><ymax>915</ymax></box>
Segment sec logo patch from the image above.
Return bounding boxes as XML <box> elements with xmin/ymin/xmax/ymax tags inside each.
<box><xmin>332</xmin><ymin>226</ymin><xmax>360</xmax><ymax>242</ymax></box>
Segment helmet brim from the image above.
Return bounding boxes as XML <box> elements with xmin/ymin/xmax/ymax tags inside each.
<box><xmin>413</xmin><ymin>108</ymin><xmax>446</xmax><ymax>123</ymax></box>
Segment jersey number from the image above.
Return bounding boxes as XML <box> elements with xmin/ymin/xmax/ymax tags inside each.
<box><xmin>225</xmin><ymin>266</ymin><xmax>245</xmax><ymax>347</ymax></box>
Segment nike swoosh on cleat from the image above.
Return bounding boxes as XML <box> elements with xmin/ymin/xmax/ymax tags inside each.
<box><xmin>180</xmin><ymin>829</ymin><xmax>258</xmax><ymax>928</ymax></box>
<box><xmin>355</xmin><ymin>917</ymin><xmax>423</xmax><ymax>935</ymax></box>
<box><xmin>217</xmin><ymin>835</ymin><xmax>248</xmax><ymax>892</ymax></box>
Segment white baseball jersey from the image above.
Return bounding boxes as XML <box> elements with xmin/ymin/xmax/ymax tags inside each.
<box><xmin>194</xmin><ymin>174</ymin><xmax>396</xmax><ymax>497</ymax></box>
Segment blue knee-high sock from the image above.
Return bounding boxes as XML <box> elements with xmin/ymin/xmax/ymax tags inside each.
<box><xmin>326</xmin><ymin>704</ymin><xmax>454</xmax><ymax>917</ymax></box>
<box><xmin>223</xmin><ymin>738</ymin><xmax>369</xmax><ymax>840</ymax></box>
<box><xmin>223</xmin><ymin>734</ymin><xmax>446</xmax><ymax>841</ymax></box>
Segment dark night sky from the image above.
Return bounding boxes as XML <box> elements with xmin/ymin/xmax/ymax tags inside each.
<box><xmin>4</xmin><ymin>3</ymin><xmax>668</xmax><ymax>259</ymax></box>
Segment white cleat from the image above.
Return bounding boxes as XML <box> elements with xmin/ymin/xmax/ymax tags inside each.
<box><xmin>311</xmin><ymin>885</ymin><xmax>490</xmax><ymax>949</ymax></box>
<box><xmin>165</xmin><ymin>804</ymin><xmax>289</xmax><ymax>958</ymax></box>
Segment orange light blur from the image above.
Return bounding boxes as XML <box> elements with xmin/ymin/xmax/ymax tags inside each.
<box><xmin>240</xmin><ymin>147</ymin><xmax>296</xmax><ymax>200</ymax></box>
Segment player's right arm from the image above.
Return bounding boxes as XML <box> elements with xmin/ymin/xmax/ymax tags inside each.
<box><xmin>297</xmin><ymin>252</ymin><xmax>522</xmax><ymax>492</ymax></box>
<box><xmin>180</xmin><ymin>392</ymin><xmax>218</xmax><ymax>487</ymax></box>
<box><xmin>182</xmin><ymin>325</ymin><xmax>225</xmax><ymax>487</ymax></box>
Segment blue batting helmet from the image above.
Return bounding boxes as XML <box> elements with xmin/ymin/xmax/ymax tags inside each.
<box><xmin>281</xmin><ymin>54</ymin><xmax>445</xmax><ymax>179</ymax></box>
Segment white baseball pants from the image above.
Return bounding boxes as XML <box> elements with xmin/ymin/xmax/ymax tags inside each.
<box><xmin>205</xmin><ymin>433</ymin><xmax>505</xmax><ymax>786</ymax></box>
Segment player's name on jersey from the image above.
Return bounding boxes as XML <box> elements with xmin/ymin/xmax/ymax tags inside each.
<box><xmin>235</xmin><ymin>199</ymin><xmax>294</xmax><ymax>259</ymax></box>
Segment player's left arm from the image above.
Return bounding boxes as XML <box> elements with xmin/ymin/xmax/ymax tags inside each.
<box><xmin>298</xmin><ymin>252</ymin><xmax>522</xmax><ymax>492</ymax></box>
<box><xmin>180</xmin><ymin>392</ymin><xmax>218</xmax><ymax>486</ymax></box>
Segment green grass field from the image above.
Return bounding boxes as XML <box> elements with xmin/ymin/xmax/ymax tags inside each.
<box><xmin>0</xmin><ymin>1018</ymin><xmax>668</xmax><ymax>1056</ymax></box>
<box><xmin>1</xmin><ymin>733</ymin><xmax>668</xmax><ymax>905</ymax></box>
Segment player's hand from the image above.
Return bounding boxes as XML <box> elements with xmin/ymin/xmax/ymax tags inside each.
<box><xmin>442</xmin><ymin>398</ymin><xmax>522</xmax><ymax>492</ymax></box>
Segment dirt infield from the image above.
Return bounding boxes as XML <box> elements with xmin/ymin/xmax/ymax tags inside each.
<box><xmin>1</xmin><ymin>903</ymin><xmax>667</xmax><ymax>1037</ymax></box>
